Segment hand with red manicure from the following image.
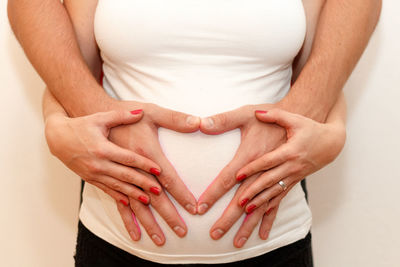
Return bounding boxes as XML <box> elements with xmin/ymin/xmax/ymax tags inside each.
<box><xmin>197</xmin><ymin>93</ymin><xmax>346</xmax><ymax>248</ymax></box>
<box><xmin>44</xmin><ymin>97</ymin><xmax>201</xmax><ymax>246</ymax></box>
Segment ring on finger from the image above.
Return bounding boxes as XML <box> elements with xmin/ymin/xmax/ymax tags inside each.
<box><xmin>278</xmin><ymin>180</ymin><xmax>287</xmax><ymax>191</ymax></box>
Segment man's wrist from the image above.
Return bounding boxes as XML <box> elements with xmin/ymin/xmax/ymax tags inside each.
<box><xmin>276</xmin><ymin>86</ymin><xmax>331</xmax><ymax>123</ymax></box>
<box><xmin>53</xmin><ymin>84</ymin><xmax>120</xmax><ymax>117</ymax></box>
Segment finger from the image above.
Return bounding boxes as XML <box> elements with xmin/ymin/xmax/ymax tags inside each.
<box><xmin>238</xmin><ymin>162</ymin><xmax>294</xmax><ymax>209</ymax></box>
<box><xmin>150</xmin><ymin>188</ymin><xmax>188</xmax><ymax>238</ymax></box>
<box><xmin>197</xmin><ymin>145</ymin><xmax>251</xmax><ymax>215</ymax></box>
<box><xmin>101</xmin><ymin>161</ymin><xmax>162</xmax><ymax>194</ymax></box>
<box><xmin>255</xmin><ymin>108</ymin><xmax>302</xmax><ymax>130</ymax></box>
<box><xmin>116</xmin><ymin>200</ymin><xmax>141</xmax><ymax>241</ymax></box>
<box><xmin>235</xmin><ymin>143</ymin><xmax>292</xmax><ymax>181</ymax></box>
<box><xmin>233</xmin><ymin>202</ymin><xmax>268</xmax><ymax>248</ymax></box>
<box><xmin>90</xmin><ymin>180</ymin><xmax>130</xmax><ymax>206</ymax></box>
<box><xmin>129</xmin><ymin>198</ymin><xmax>166</xmax><ymax>246</ymax></box>
<box><xmin>259</xmin><ymin>205</ymin><xmax>279</xmax><ymax>240</ymax></box>
<box><xmin>243</xmin><ymin>177</ymin><xmax>294</xmax><ymax>213</ymax></box>
<box><xmin>199</xmin><ymin>106</ymin><xmax>252</xmax><ymax>135</ymax></box>
<box><xmin>148</xmin><ymin>104</ymin><xmax>200</xmax><ymax>133</ymax></box>
<box><xmin>258</xmin><ymin>183</ymin><xmax>294</xmax><ymax>240</ymax></box>
<box><xmin>96</xmin><ymin>174</ymin><xmax>151</xmax><ymax>205</ymax></box>
<box><xmin>148</xmin><ymin>145</ymin><xmax>198</xmax><ymax>215</ymax></box>
<box><xmin>209</xmin><ymin>176</ymin><xmax>257</xmax><ymax>240</ymax></box>
<box><xmin>104</xmin><ymin>142</ymin><xmax>162</xmax><ymax>177</ymax></box>
<box><xmin>95</xmin><ymin>109</ymin><xmax>144</xmax><ymax>128</ymax></box>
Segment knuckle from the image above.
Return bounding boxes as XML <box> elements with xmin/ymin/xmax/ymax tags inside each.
<box><xmin>120</xmin><ymin>170</ymin><xmax>134</xmax><ymax>183</ymax></box>
<box><xmin>217</xmin><ymin>114</ymin><xmax>229</xmax><ymax>128</ymax></box>
<box><xmin>124</xmin><ymin>153</ymin><xmax>137</xmax><ymax>166</ymax></box>
<box><xmin>92</xmin><ymin>146</ymin><xmax>107</xmax><ymax>159</ymax></box>
<box><xmin>86</xmin><ymin>160</ymin><xmax>101</xmax><ymax>174</ymax></box>
<box><xmin>110</xmin><ymin>181</ymin><xmax>122</xmax><ymax>191</ymax></box>
<box><xmin>160</xmin><ymin>175</ymin><xmax>174</xmax><ymax>189</ymax></box>
<box><xmin>222</xmin><ymin>176</ymin><xmax>234</xmax><ymax>190</ymax></box>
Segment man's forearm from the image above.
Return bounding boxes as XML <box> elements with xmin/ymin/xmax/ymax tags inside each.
<box><xmin>280</xmin><ymin>0</ymin><xmax>382</xmax><ymax>122</ymax></box>
<box><xmin>7</xmin><ymin>0</ymin><xmax>113</xmax><ymax>117</ymax></box>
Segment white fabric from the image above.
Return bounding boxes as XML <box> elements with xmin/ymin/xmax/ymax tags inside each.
<box><xmin>79</xmin><ymin>0</ymin><xmax>312</xmax><ymax>264</ymax></box>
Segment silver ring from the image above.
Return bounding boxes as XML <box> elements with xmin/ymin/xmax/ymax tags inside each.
<box><xmin>278</xmin><ymin>180</ymin><xmax>287</xmax><ymax>191</ymax></box>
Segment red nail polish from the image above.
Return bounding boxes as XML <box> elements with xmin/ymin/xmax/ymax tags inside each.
<box><xmin>150</xmin><ymin>187</ymin><xmax>161</xmax><ymax>195</ymax></box>
<box><xmin>236</xmin><ymin>174</ymin><xmax>247</xmax><ymax>182</ymax></box>
<box><xmin>247</xmin><ymin>204</ymin><xmax>256</xmax><ymax>214</ymax></box>
<box><xmin>255</xmin><ymin>110</ymin><xmax>267</xmax><ymax>114</ymax></box>
<box><xmin>130</xmin><ymin>109</ymin><xmax>143</xmax><ymax>115</ymax></box>
<box><xmin>266</xmin><ymin>208</ymin><xmax>274</xmax><ymax>216</ymax></box>
<box><xmin>150</xmin><ymin>168</ymin><xmax>161</xmax><ymax>176</ymax></box>
<box><xmin>120</xmin><ymin>199</ymin><xmax>129</xmax><ymax>206</ymax></box>
<box><xmin>138</xmin><ymin>196</ymin><xmax>148</xmax><ymax>204</ymax></box>
<box><xmin>240</xmin><ymin>198</ymin><xmax>249</xmax><ymax>207</ymax></box>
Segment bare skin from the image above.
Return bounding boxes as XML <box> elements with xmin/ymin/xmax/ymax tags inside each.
<box><xmin>9</xmin><ymin>0</ymin><xmax>381</xmax><ymax>247</ymax></box>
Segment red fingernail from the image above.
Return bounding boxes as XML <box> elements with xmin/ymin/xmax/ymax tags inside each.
<box><xmin>236</xmin><ymin>174</ymin><xmax>247</xmax><ymax>182</ymax></box>
<box><xmin>138</xmin><ymin>196</ymin><xmax>148</xmax><ymax>204</ymax></box>
<box><xmin>255</xmin><ymin>110</ymin><xmax>267</xmax><ymax>114</ymax></box>
<box><xmin>120</xmin><ymin>199</ymin><xmax>129</xmax><ymax>206</ymax></box>
<box><xmin>150</xmin><ymin>187</ymin><xmax>161</xmax><ymax>195</ymax></box>
<box><xmin>150</xmin><ymin>168</ymin><xmax>161</xmax><ymax>176</ymax></box>
<box><xmin>130</xmin><ymin>109</ymin><xmax>143</xmax><ymax>115</ymax></box>
<box><xmin>247</xmin><ymin>204</ymin><xmax>257</xmax><ymax>214</ymax></box>
<box><xmin>240</xmin><ymin>198</ymin><xmax>249</xmax><ymax>207</ymax></box>
<box><xmin>266</xmin><ymin>208</ymin><xmax>274</xmax><ymax>216</ymax></box>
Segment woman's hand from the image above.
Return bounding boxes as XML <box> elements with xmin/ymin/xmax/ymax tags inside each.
<box><xmin>196</xmin><ymin>103</ymin><xmax>286</xmax><ymax>215</ymax></box>
<box><xmin>208</xmin><ymin>107</ymin><xmax>346</xmax><ymax>247</ymax></box>
<box><xmin>44</xmin><ymin>109</ymin><xmax>162</xmax><ymax>205</ymax></box>
<box><xmin>236</xmin><ymin>108</ymin><xmax>346</xmax><ymax>213</ymax></box>
<box><xmin>108</xmin><ymin>101</ymin><xmax>200</xmax><ymax>214</ymax></box>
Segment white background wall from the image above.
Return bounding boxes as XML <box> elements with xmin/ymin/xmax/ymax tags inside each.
<box><xmin>0</xmin><ymin>1</ymin><xmax>399</xmax><ymax>266</ymax></box>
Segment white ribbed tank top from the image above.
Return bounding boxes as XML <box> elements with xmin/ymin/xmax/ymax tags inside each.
<box><xmin>79</xmin><ymin>0</ymin><xmax>312</xmax><ymax>264</ymax></box>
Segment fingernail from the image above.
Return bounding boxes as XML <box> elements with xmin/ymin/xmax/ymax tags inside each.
<box><xmin>202</xmin><ymin>117</ymin><xmax>214</xmax><ymax>129</ymax></box>
<box><xmin>197</xmin><ymin>203</ymin><xmax>209</xmax><ymax>214</ymax></box>
<box><xmin>120</xmin><ymin>199</ymin><xmax>129</xmax><ymax>206</ymax></box>
<box><xmin>265</xmin><ymin>208</ymin><xmax>273</xmax><ymax>216</ymax></box>
<box><xmin>138</xmin><ymin>196</ymin><xmax>148</xmax><ymax>204</ymax></box>
<box><xmin>150</xmin><ymin>168</ymin><xmax>161</xmax><ymax>176</ymax></box>
<box><xmin>237</xmin><ymin>237</ymin><xmax>248</xmax><ymax>247</ymax></box>
<box><xmin>130</xmin><ymin>109</ymin><xmax>143</xmax><ymax>115</ymax></box>
<box><xmin>240</xmin><ymin>198</ymin><xmax>249</xmax><ymax>207</ymax></box>
<box><xmin>255</xmin><ymin>110</ymin><xmax>267</xmax><ymax>114</ymax></box>
<box><xmin>150</xmin><ymin>187</ymin><xmax>161</xmax><ymax>195</ymax></box>
<box><xmin>247</xmin><ymin>204</ymin><xmax>256</xmax><ymax>214</ymax></box>
<box><xmin>173</xmin><ymin>226</ymin><xmax>186</xmax><ymax>237</ymax></box>
<box><xmin>129</xmin><ymin>231</ymin><xmax>139</xmax><ymax>241</ymax></box>
<box><xmin>236</xmin><ymin>174</ymin><xmax>247</xmax><ymax>182</ymax></box>
<box><xmin>211</xmin><ymin>229</ymin><xmax>224</xmax><ymax>239</ymax></box>
<box><xmin>186</xmin><ymin>116</ymin><xmax>200</xmax><ymax>126</ymax></box>
<box><xmin>261</xmin><ymin>230</ymin><xmax>269</xmax><ymax>240</ymax></box>
<box><xmin>185</xmin><ymin>204</ymin><xmax>197</xmax><ymax>214</ymax></box>
<box><xmin>151</xmin><ymin>234</ymin><xmax>163</xmax><ymax>245</ymax></box>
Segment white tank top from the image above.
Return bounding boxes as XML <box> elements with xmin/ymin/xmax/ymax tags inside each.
<box><xmin>79</xmin><ymin>0</ymin><xmax>312</xmax><ymax>264</ymax></box>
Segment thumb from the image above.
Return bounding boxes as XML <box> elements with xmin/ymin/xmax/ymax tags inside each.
<box><xmin>149</xmin><ymin>105</ymin><xmax>200</xmax><ymax>133</ymax></box>
<box><xmin>200</xmin><ymin>106</ymin><xmax>251</xmax><ymax>135</ymax></box>
<box><xmin>96</xmin><ymin>109</ymin><xmax>144</xmax><ymax>128</ymax></box>
<box><xmin>255</xmin><ymin>109</ymin><xmax>300</xmax><ymax>129</ymax></box>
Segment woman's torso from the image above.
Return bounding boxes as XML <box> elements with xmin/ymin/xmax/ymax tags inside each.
<box><xmin>79</xmin><ymin>0</ymin><xmax>312</xmax><ymax>263</ymax></box>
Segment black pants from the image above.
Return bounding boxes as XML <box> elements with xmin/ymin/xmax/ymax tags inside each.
<box><xmin>74</xmin><ymin>221</ymin><xmax>313</xmax><ymax>267</ymax></box>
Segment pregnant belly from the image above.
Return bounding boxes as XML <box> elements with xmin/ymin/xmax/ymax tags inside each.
<box><xmin>80</xmin><ymin>126</ymin><xmax>311</xmax><ymax>264</ymax></box>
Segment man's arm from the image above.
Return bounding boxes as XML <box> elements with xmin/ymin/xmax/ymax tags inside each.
<box><xmin>281</xmin><ymin>0</ymin><xmax>382</xmax><ymax>122</ymax></box>
<box><xmin>7</xmin><ymin>0</ymin><xmax>112</xmax><ymax>117</ymax></box>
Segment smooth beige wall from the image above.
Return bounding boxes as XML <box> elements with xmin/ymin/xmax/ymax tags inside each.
<box><xmin>1</xmin><ymin>1</ymin><xmax>399</xmax><ymax>266</ymax></box>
